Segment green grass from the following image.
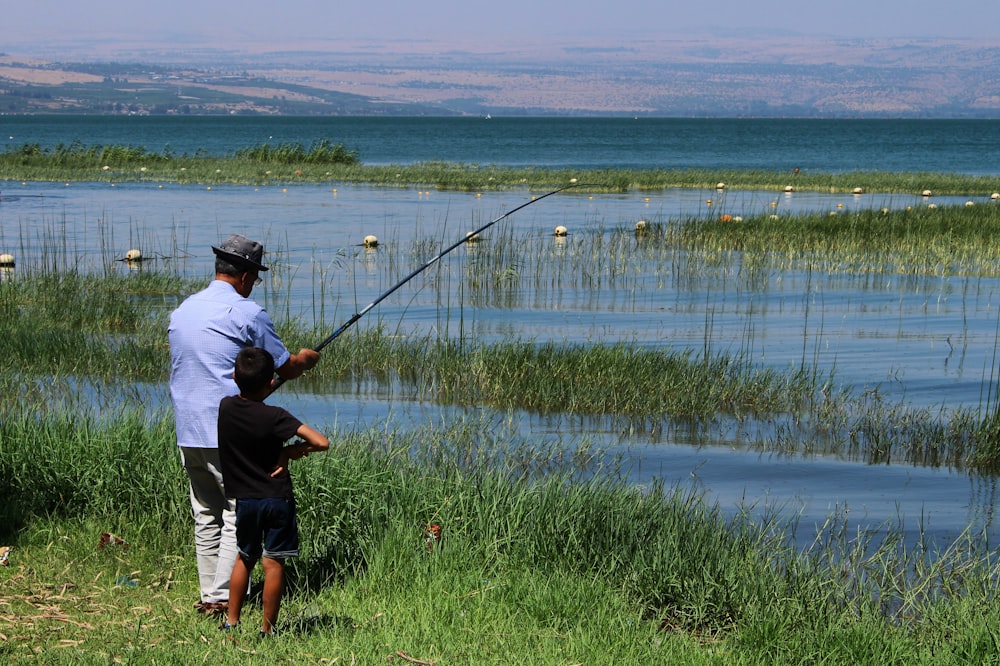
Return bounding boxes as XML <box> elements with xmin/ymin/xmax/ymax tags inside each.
<box><xmin>3</xmin><ymin>142</ymin><xmax>1000</xmax><ymax>195</ymax></box>
<box><xmin>666</xmin><ymin>203</ymin><xmax>1000</xmax><ymax>277</ymax></box>
<box><xmin>0</xmin><ymin>271</ymin><xmax>193</xmax><ymax>383</ymax></box>
<box><xmin>3</xmin><ymin>413</ymin><xmax>1000</xmax><ymax>664</ymax></box>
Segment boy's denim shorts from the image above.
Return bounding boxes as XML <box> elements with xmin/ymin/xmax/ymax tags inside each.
<box><xmin>235</xmin><ymin>497</ymin><xmax>300</xmax><ymax>561</ymax></box>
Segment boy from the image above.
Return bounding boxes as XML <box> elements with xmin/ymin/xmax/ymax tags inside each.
<box><xmin>217</xmin><ymin>346</ymin><xmax>329</xmax><ymax>636</ymax></box>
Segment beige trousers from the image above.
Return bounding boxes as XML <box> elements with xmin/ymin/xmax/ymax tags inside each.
<box><xmin>179</xmin><ymin>447</ymin><xmax>238</xmax><ymax>604</ymax></box>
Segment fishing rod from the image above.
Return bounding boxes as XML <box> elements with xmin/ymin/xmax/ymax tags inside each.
<box><xmin>270</xmin><ymin>181</ymin><xmax>583</xmax><ymax>393</ymax></box>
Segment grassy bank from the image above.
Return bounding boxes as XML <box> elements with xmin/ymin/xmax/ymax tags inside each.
<box><xmin>2</xmin><ymin>411</ymin><xmax>999</xmax><ymax>664</ymax></box>
<box><xmin>2</xmin><ymin>141</ymin><xmax>1000</xmax><ymax>195</ymax></box>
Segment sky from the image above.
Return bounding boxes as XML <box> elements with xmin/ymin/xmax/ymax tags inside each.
<box><xmin>3</xmin><ymin>0</ymin><xmax>997</xmax><ymax>52</ymax></box>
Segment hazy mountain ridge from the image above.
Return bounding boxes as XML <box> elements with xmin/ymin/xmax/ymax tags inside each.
<box><xmin>1</xmin><ymin>36</ymin><xmax>998</xmax><ymax>117</ymax></box>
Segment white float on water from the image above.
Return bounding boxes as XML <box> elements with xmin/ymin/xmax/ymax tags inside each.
<box><xmin>0</xmin><ymin>253</ymin><xmax>14</xmax><ymax>267</ymax></box>
<box><xmin>125</xmin><ymin>249</ymin><xmax>142</xmax><ymax>261</ymax></box>
<box><xmin>553</xmin><ymin>225</ymin><xmax>568</xmax><ymax>237</ymax></box>
<box><xmin>363</xmin><ymin>235</ymin><xmax>379</xmax><ymax>248</ymax></box>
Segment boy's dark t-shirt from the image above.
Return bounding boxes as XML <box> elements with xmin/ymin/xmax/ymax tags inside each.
<box><xmin>218</xmin><ymin>396</ymin><xmax>303</xmax><ymax>500</ymax></box>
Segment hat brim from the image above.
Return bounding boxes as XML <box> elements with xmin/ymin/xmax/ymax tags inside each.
<box><xmin>212</xmin><ymin>246</ymin><xmax>269</xmax><ymax>271</ymax></box>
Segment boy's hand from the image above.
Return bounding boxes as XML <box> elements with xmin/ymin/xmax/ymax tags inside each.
<box><xmin>270</xmin><ymin>440</ymin><xmax>310</xmax><ymax>477</ymax></box>
<box><xmin>285</xmin><ymin>439</ymin><xmax>309</xmax><ymax>460</ymax></box>
<box><xmin>270</xmin><ymin>450</ymin><xmax>293</xmax><ymax>477</ymax></box>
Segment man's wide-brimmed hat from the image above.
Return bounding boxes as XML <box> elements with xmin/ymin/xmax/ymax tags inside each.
<box><xmin>212</xmin><ymin>234</ymin><xmax>269</xmax><ymax>271</ymax></box>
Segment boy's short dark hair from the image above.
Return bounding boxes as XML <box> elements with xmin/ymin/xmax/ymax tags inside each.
<box><xmin>234</xmin><ymin>346</ymin><xmax>275</xmax><ymax>393</ymax></box>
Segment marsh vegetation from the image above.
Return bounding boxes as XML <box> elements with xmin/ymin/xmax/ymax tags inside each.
<box><xmin>3</xmin><ymin>141</ymin><xmax>1000</xmax><ymax>195</ymax></box>
<box><xmin>4</xmin><ymin>177</ymin><xmax>1000</xmax><ymax>662</ymax></box>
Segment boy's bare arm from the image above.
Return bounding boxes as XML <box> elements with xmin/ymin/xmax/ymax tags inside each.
<box><xmin>271</xmin><ymin>425</ymin><xmax>330</xmax><ymax>477</ymax></box>
<box><xmin>282</xmin><ymin>424</ymin><xmax>329</xmax><ymax>462</ymax></box>
<box><xmin>294</xmin><ymin>424</ymin><xmax>329</xmax><ymax>455</ymax></box>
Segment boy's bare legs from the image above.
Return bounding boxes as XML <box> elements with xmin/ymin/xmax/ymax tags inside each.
<box><xmin>261</xmin><ymin>557</ymin><xmax>285</xmax><ymax>635</ymax></box>
<box><xmin>226</xmin><ymin>556</ymin><xmax>252</xmax><ymax>628</ymax></box>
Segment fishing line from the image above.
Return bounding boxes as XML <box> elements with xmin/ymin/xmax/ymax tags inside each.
<box><xmin>270</xmin><ymin>181</ymin><xmax>584</xmax><ymax>393</ymax></box>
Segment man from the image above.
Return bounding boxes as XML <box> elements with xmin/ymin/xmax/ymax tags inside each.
<box><xmin>168</xmin><ymin>234</ymin><xmax>319</xmax><ymax>616</ymax></box>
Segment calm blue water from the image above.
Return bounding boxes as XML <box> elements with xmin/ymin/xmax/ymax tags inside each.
<box><xmin>4</xmin><ymin>116</ymin><xmax>1000</xmax><ymax>174</ymax></box>
<box><xmin>5</xmin><ymin>115</ymin><xmax>1000</xmax><ymax>549</ymax></box>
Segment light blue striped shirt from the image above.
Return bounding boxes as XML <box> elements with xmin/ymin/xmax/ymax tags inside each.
<box><xmin>168</xmin><ymin>280</ymin><xmax>291</xmax><ymax>449</ymax></box>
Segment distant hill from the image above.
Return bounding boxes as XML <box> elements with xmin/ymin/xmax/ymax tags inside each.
<box><xmin>2</xmin><ymin>36</ymin><xmax>998</xmax><ymax>117</ymax></box>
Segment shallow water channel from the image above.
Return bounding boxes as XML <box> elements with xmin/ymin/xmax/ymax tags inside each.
<box><xmin>4</xmin><ymin>179</ymin><xmax>1000</xmax><ymax>549</ymax></box>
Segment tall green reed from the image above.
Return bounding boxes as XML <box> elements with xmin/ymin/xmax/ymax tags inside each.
<box><xmin>5</xmin><ymin>399</ymin><xmax>1000</xmax><ymax>648</ymax></box>
<box><xmin>0</xmin><ymin>406</ymin><xmax>184</xmax><ymax>540</ymax></box>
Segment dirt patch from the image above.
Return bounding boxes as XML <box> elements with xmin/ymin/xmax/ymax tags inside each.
<box><xmin>194</xmin><ymin>83</ymin><xmax>324</xmax><ymax>104</ymax></box>
<box><xmin>0</xmin><ymin>66</ymin><xmax>103</xmax><ymax>86</ymax></box>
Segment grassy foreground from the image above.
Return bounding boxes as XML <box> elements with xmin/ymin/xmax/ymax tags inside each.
<box><xmin>3</xmin><ymin>410</ymin><xmax>1000</xmax><ymax>665</ymax></box>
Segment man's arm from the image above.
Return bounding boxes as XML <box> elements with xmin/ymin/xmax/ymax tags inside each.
<box><xmin>274</xmin><ymin>348</ymin><xmax>320</xmax><ymax>380</ymax></box>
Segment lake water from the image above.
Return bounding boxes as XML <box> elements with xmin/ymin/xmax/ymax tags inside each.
<box><xmin>4</xmin><ymin>116</ymin><xmax>1000</xmax><ymax>173</ymax></box>
<box><xmin>4</xmin><ymin>115</ymin><xmax>1000</xmax><ymax>549</ymax></box>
